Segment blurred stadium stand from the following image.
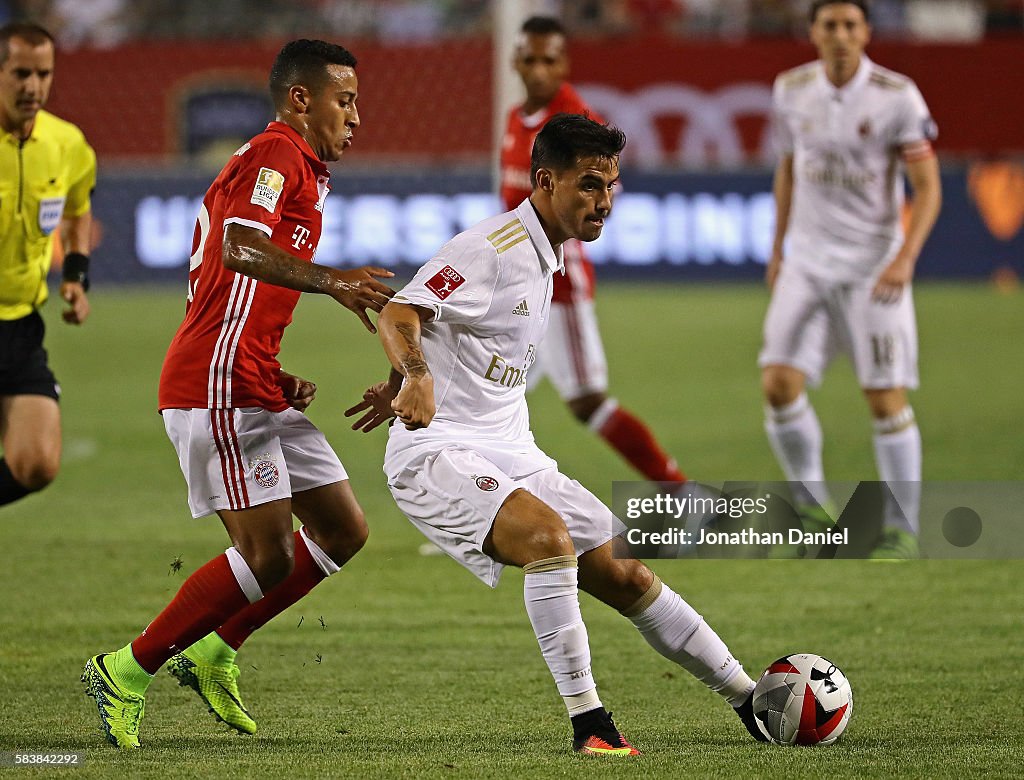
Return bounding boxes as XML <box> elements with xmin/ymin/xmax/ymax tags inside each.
<box><xmin>4</xmin><ymin>0</ymin><xmax>1019</xmax><ymax>283</ymax></box>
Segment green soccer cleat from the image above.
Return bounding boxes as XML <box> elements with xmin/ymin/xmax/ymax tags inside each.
<box><xmin>768</xmin><ymin>502</ymin><xmax>835</xmax><ymax>559</ymax></box>
<box><xmin>869</xmin><ymin>527</ymin><xmax>920</xmax><ymax>560</ymax></box>
<box><xmin>81</xmin><ymin>654</ymin><xmax>145</xmax><ymax>749</ymax></box>
<box><xmin>167</xmin><ymin>648</ymin><xmax>256</xmax><ymax>735</ymax></box>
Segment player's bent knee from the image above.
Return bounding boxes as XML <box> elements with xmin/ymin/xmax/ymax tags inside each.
<box><xmin>244</xmin><ymin>542</ymin><xmax>296</xmax><ymax>591</ymax></box>
<box><xmin>524</xmin><ymin>523</ymin><xmax>574</xmax><ymax>560</ymax></box>
<box><xmin>605</xmin><ymin>559</ymin><xmax>654</xmax><ymax>601</ymax></box>
<box><xmin>567</xmin><ymin>392</ymin><xmax>605</xmax><ymax>423</ymax></box>
<box><xmin>333</xmin><ymin>514</ymin><xmax>369</xmax><ymax>561</ymax></box>
<box><xmin>761</xmin><ymin>367</ymin><xmax>803</xmax><ymax>407</ymax></box>
<box><xmin>9</xmin><ymin>457</ymin><xmax>59</xmax><ymax>492</ymax></box>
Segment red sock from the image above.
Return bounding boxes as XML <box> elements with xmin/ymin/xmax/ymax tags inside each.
<box><xmin>131</xmin><ymin>553</ymin><xmax>252</xmax><ymax>673</ymax></box>
<box><xmin>598</xmin><ymin>405</ymin><xmax>686</xmax><ymax>482</ymax></box>
<box><xmin>216</xmin><ymin>530</ymin><xmax>327</xmax><ymax>650</ymax></box>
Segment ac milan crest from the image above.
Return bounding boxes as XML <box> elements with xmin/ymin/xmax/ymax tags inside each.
<box><xmin>475</xmin><ymin>475</ymin><xmax>499</xmax><ymax>492</ymax></box>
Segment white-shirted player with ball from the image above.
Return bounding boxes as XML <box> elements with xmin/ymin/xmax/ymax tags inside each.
<box><xmin>347</xmin><ymin>114</ymin><xmax>768</xmax><ymax>756</ymax></box>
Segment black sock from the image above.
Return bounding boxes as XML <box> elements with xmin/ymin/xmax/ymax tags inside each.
<box><xmin>571</xmin><ymin>707</ymin><xmax>609</xmax><ymax>739</ymax></box>
<box><xmin>0</xmin><ymin>458</ymin><xmax>31</xmax><ymax>506</ymax></box>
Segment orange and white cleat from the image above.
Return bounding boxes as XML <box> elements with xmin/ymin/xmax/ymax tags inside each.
<box><xmin>571</xmin><ymin>710</ymin><xmax>640</xmax><ymax>756</ymax></box>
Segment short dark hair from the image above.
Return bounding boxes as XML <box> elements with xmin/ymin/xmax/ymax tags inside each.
<box><xmin>520</xmin><ymin>15</ymin><xmax>566</xmax><ymax>37</ymax></box>
<box><xmin>530</xmin><ymin>114</ymin><xmax>626</xmax><ymax>185</ymax></box>
<box><xmin>0</xmin><ymin>22</ymin><xmax>54</xmax><ymax>65</ymax></box>
<box><xmin>269</xmin><ymin>39</ymin><xmax>357</xmax><ymax>109</ymax></box>
<box><xmin>809</xmin><ymin>0</ymin><xmax>870</xmax><ymax>23</ymax></box>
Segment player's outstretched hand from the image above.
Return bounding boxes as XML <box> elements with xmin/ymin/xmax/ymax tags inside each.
<box><xmin>60</xmin><ymin>281</ymin><xmax>90</xmax><ymax>325</ymax></box>
<box><xmin>329</xmin><ymin>267</ymin><xmax>396</xmax><ymax>333</ymax></box>
<box><xmin>344</xmin><ymin>381</ymin><xmax>398</xmax><ymax>432</ymax></box>
<box><xmin>279</xmin><ymin>370</ymin><xmax>317</xmax><ymax>412</ymax></box>
<box><xmin>392</xmin><ymin>375</ymin><xmax>435</xmax><ymax>430</ymax></box>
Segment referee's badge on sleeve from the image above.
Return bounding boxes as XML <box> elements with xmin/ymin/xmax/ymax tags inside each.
<box><xmin>38</xmin><ymin>197</ymin><xmax>66</xmax><ymax>235</ymax></box>
<box><xmin>425</xmin><ymin>265</ymin><xmax>465</xmax><ymax>300</ymax></box>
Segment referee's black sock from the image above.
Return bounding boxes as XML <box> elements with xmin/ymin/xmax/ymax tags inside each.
<box><xmin>0</xmin><ymin>458</ymin><xmax>31</xmax><ymax>506</ymax></box>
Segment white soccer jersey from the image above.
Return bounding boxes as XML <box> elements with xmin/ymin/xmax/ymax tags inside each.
<box><xmin>384</xmin><ymin>199</ymin><xmax>563</xmax><ymax>478</ymax></box>
<box><xmin>773</xmin><ymin>56</ymin><xmax>937</xmax><ymax>282</ymax></box>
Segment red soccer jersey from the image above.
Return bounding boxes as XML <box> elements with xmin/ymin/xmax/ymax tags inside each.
<box><xmin>499</xmin><ymin>82</ymin><xmax>601</xmax><ymax>303</ymax></box>
<box><xmin>158</xmin><ymin>122</ymin><xmax>330</xmax><ymax>412</ymax></box>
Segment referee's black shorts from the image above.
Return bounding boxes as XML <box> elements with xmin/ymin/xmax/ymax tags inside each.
<box><xmin>0</xmin><ymin>311</ymin><xmax>60</xmax><ymax>401</ymax></box>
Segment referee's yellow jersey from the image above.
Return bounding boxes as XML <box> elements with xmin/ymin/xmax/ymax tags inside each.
<box><xmin>0</xmin><ymin>109</ymin><xmax>96</xmax><ymax>320</ymax></box>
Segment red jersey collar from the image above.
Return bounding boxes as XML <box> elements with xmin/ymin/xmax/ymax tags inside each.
<box><xmin>519</xmin><ymin>82</ymin><xmax>581</xmax><ymax>123</ymax></box>
<box><xmin>264</xmin><ymin>121</ymin><xmax>329</xmax><ymax>177</ymax></box>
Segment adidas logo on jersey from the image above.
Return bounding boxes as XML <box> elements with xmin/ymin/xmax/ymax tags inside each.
<box><xmin>512</xmin><ymin>300</ymin><xmax>530</xmax><ymax>316</ymax></box>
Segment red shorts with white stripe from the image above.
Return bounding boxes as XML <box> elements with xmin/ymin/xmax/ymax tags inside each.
<box><xmin>162</xmin><ymin>407</ymin><xmax>347</xmax><ymax>518</ymax></box>
<box><xmin>527</xmin><ymin>298</ymin><xmax>608</xmax><ymax>401</ymax></box>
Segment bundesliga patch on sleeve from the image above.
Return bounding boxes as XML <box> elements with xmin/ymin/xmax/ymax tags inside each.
<box><xmin>425</xmin><ymin>265</ymin><xmax>466</xmax><ymax>300</ymax></box>
<box><xmin>251</xmin><ymin>167</ymin><xmax>285</xmax><ymax>213</ymax></box>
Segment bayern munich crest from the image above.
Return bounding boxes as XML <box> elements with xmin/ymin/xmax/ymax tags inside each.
<box><xmin>475</xmin><ymin>475</ymin><xmax>499</xmax><ymax>492</ymax></box>
<box><xmin>252</xmin><ymin>459</ymin><xmax>280</xmax><ymax>489</ymax></box>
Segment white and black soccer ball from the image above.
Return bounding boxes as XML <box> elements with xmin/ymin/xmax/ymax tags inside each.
<box><xmin>751</xmin><ymin>653</ymin><xmax>853</xmax><ymax>746</ymax></box>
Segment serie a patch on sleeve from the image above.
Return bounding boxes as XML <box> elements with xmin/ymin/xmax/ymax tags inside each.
<box><xmin>425</xmin><ymin>265</ymin><xmax>466</xmax><ymax>300</ymax></box>
<box><xmin>251</xmin><ymin>167</ymin><xmax>285</xmax><ymax>213</ymax></box>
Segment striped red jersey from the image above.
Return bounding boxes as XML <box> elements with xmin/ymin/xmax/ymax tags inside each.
<box><xmin>159</xmin><ymin>122</ymin><xmax>330</xmax><ymax>411</ymax></box>
<box><xmin>500</xmin><ymin>83</ymin><xmax>601</xmax><ymax>303</ymax></box>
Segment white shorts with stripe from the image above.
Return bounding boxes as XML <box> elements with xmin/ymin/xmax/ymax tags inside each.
<box><xmin>386</xmin><ymin>441</ymin><xmax>624</xmax><ymax>587</ymax></box>
<box><xmin>163</xmin><ymin>407</ymin><xmax>348</xmax><ymax>518</ymax></box>
<box><xmin>527</xmin><ymin>299</ymin><xmax>608</xmax><ymax>401</ymax></box>
<box><xmin>758</xmin><ymin>263</ymin><xmax>919</xmax><ymax>390</ymax></box>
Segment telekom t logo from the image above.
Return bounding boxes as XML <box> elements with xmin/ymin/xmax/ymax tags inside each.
<box><xmin>292</xmin><ymin>225</ymin><xmax>311</xmax><ymax>249</ymax></box>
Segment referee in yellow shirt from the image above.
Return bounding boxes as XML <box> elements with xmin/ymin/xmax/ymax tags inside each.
<box><xmin>0</xmin><ymin>22</ymin><xmax>95</xmax><ymax>507</ymax></box>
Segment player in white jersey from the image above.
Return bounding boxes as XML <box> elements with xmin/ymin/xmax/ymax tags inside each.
<box><xmin>759</xmin><ymin>0</ymin><xmax>942</xmax><ymax>558</ymax></box>
<box><xmin>347</xmin><ymin>115</ymin><xmax>768</xmax><ymax>755</ymax></box>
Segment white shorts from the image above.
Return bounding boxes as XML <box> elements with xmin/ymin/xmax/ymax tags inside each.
<box><xmin>758</xmin><ymin>264</ymin><xmax>919</xmax><ymax>390</ymax></box>
<box><xmin>527</xmin><ymin>299</ymin><xmax>608</xmax><ymax>401</ymax></box>
<box><xmin>386</xmin><ymin>442</ymin><xmax>624</xmax><ymax>587</ymax></box>
<box><xmin>163</xmin><ymin>407</ymin><xmax>348</xmax><ymax>518</ymax></box>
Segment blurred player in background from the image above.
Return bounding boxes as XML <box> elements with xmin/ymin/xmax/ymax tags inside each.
<box><xmin>500</xmin><ymin>15</ymin><xmax>687</xmax><ymax>484</ymax></box>
<box><xmin>760</xmin><ymin>0</ymin><xmax>941</xmax><ymax>558</ymax></box>
<box><xmin>82</xmin><ymin>39</ymin><xmax>395</xmax><ymax>749</ymax></box>
<box><xmin>0</xmin><ymin>22</ymin><xmax>94</xmax><ymax>508</ymax></box>
<box><xmin>351</xmin><ymin>115</ymin><xmax>766</xmax><ymax>755</ymax></box>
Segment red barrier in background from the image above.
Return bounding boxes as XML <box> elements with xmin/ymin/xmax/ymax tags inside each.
<box><xmin>48</xmin><ymin>37</ymin><xmax>1023</xmax><ymax>164</ymax></box>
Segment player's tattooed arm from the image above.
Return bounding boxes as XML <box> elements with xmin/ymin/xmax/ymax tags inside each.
<box><xmin>394</xmin><ymin>322</ymin><xmax>429</xmax><ymax>379</ymax></box>
<box><xmin>378</xmin><ymin>303</ymin><xmax>436</xmax><ymax>429</ymax></box>
<box><xmin>222</xmin><ymin>224</ymin><xmax>395</xmax><ymax>332</ymax></box>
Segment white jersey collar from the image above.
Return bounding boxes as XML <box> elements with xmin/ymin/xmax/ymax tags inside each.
<box><xmin>819</xmin><ymin>55</ymin><xmax>873</xmax><ymax>101</ymax></box>
<box><xmin>515</xmin><ymin>198</ymin><xmax>564</xmax><ymax>274</ymax></box>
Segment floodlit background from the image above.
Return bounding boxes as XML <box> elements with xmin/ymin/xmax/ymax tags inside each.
<box><xmin>2</xmin><ymin>1</ymin><xmax>1022</xmax><ymax>777</ymax></box>
<box><xmin>13</xmin><ymin>0</ymin><xmax>1023</xmax><ymax>284</ymax></box>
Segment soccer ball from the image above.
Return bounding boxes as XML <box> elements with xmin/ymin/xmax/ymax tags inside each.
<box><xmin>751</xmin><ymin>653</ymin><xmax>853</xmax><ymax>746</ymax></box>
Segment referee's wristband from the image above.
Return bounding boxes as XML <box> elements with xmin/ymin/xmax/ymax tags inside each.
<box><xmin>62</xmin><ymin>252</ymin><xmax>90</xmax><ymax>292</ymax></box>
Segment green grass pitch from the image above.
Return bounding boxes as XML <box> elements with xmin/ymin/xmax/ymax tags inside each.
<box><xmin>1</xmin><ymin>282</ymin><xmax>1021</xmax><ymax>778</ymax></box>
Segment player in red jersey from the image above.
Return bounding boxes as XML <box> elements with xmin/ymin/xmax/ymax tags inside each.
<box><xmin>82</xmin><ymin>39</ymin><xmax>394</xmax><ymax>749</ymax></box>
<box><xmin>501</xmin><ymin>16</ymin><xmax>687</xmax><ymax>484</ymax></box>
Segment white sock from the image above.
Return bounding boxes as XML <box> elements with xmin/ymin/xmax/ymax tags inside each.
<box><xmin>624</xmin><ymin>578</ymin><xmax>754</xmax><ymax>707</ymax></box>
<box><xmin>299</xmin><ymin>526</ymin><xmax>341</xmax><ymax>576</ymax></box>
<box><xmin>522</xmin><ymin>556</ymin><xmax>601</xmax><ymax>716</ymax></box>
<box><xmin>765</xmin><ymin>393</ymin><xmax>832</xmax><ymax>509</ymax></box>
<box><xmin>224</xmin><ymin>546</ymin><xmax>263</xmax><ymax>603</ymax></box>
<box><xmin>873</xmin><ymin>408</ymin><xmax>921</xmax><ymax>534</ymax></box>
